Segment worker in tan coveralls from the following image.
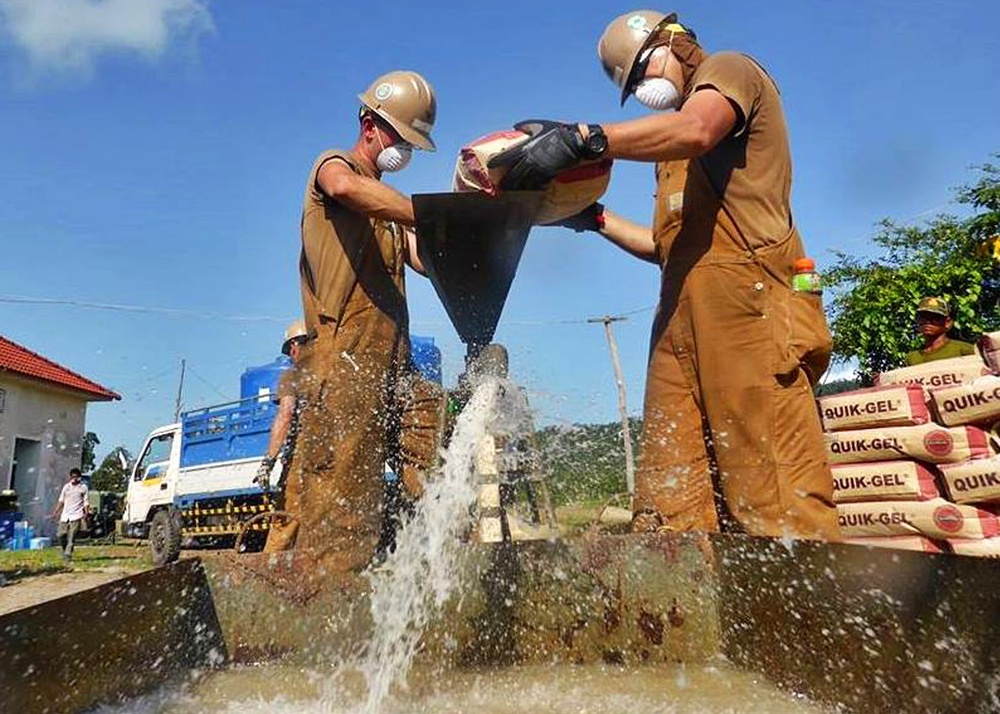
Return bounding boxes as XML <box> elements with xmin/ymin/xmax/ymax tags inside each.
<box><xmin>289</xmin><ymin>70</ymin><xmax>445</xmax><ymax>576</ymax></box>
<box><xmin>492</xmin><ymin>11</ymin><xmax>838</xmax><ymax>539</ymax></box>
<box><xmin>259</xmin><ymin>319</ymin><xmax>307</xmax><ymax>552</ymax></box>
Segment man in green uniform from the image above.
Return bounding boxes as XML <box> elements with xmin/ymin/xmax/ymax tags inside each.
<box><xmin>490</xmin><ymin>10</ymin><xmax>838</xmax><ymax>540</ymax></box>
<box><xmin>291</xmin><ymin>70</ymin><xmax>445</xmax><ymax>578</ymax></box>
<box><xmin>904</xmin><ymin>297</ymin><xmax>976</xmax><ymax>366</ymax></box>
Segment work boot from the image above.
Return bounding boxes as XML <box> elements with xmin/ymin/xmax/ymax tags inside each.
<box><xmin>631</xmin><ymin>509</ymin><xmax>663</xmax><ymax>533</ymax></box>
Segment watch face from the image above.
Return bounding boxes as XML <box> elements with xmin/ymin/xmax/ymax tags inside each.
<box><xmin>586</xmin><ymin>126</ymin><xmax>607</xmax><ymax>157</ymax></box>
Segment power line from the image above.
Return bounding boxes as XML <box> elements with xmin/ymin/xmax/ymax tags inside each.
<box><xmin>186</xmin><ymin>363</ymin><xmax>230</xmax><ymax>401</ymax></box>
<box><xmin>0</xmin><ymin>294</ymin><xmax>289</xmax><ymax>323</ymax></box>
<box><xmin>1</xmin><ymin>292</ymin><xmax>656</xmax><ymax>328</ymax></box>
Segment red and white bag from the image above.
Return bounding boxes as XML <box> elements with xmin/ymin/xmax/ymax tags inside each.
<box><xmin>825</xmin><ymin>423</ymin><xmax>993</xmax><ymax>465</ymax></box>
<box><xmin>947</xmin><ymin>537</ymin><xmax>1000</xmax><ymax>558</ymax></box>
<box><xmin>939</xmin><ymin>456</ymin><xmax>1000</xmax><ymax>504</ymax></box>
<box><xmin>875</xmin><ymin>355</ymin><xmax>991</xmax><ymax>392</ymax></box>
<box><xmin>452</xmin><ymin>130</ymin><xmax>613</xmax><ymax>225</ymax></box>
<box><xmin>980</xmin><ymin>331</ymin><xmax>1000</xmax><ymax>373</ymax></box>
<box><xmin>929</xmin><ymin>375</ymin><xmax>1000</xmax><ymax>427</ymax></box>
<box><xmin>831</xmin><ymin>460</ymin><xmax>941</xmax><ymax>503</ymax></box>
<box><xmin>818</xmin><ymin>384</ymin><xmax>929</xmax><ymax>432</ymax></box>
<box><xmin>843</xmin><ymin>536</ymin><xmax>944</xmax><ymax>553</ymax></box>
<box><xmin>837</xmin><ymin>499</ymin><xmax>1000</xmax><ymax>539</ymax></box>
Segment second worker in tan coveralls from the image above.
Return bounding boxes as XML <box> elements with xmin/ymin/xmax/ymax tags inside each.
<box><xmin>289</xmin><ymin>70</ymin><xmax>445</xmax><ymax>576</ymax></box>
<box><xmin>491</xmin><ymin>11</ymin><xmax>838</xmax><ymax>539</ymax></box>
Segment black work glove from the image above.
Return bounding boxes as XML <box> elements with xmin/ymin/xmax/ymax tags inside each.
<box><xmin>254</xmin><ymin>455</ymin><xmax>276</xmax><ymax>489</ymax></box>
<box><xmin>550</xmin><ymin>202</ymin><xmax>605</xmax><ymax>232</ymax></box>
<box><xmin>488</xmin><ymin>120</ymin><xmax>586</xmax><ymax>191</ymax></box>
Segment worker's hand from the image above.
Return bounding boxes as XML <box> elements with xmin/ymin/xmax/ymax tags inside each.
<box><xmin>254</xmin><ymin>456</ymin><xmax>275</xmax><ymax>489</ymax></box>
<box><xmin>550</xmin><ymin>202</ymin><xmax>605</xmax><ymax>232</ymax></box>
<box><xmin>488</xmin><ymin>120</ymin><xmax>586</xmax><ymax>191</ymax></box>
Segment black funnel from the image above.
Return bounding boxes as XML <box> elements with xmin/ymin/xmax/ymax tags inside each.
<box><xmin>413</xmin><ymin>191</ymin><xmax>542</xmax><ymax>348</ymax></box>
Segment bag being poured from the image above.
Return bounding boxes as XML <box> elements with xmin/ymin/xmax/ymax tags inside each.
<box><xmin>453</xmin><ymin>130</ymin><xmax>612</xmax><ymax>225</ymax></box>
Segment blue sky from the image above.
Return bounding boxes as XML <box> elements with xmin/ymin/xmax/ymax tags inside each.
<box><xmin>1</xmin><ymin>0</ymin><xmax>998</xmax><ymax>462</ymax></box>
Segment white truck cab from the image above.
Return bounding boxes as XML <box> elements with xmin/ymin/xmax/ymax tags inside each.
<box><xmin>123</xmin><ymin>424</ymin><xmax>180</xmax><ymax>533</ymax></box>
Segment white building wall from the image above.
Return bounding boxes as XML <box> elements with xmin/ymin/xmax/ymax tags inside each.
<box><xmin>0</xmin><ymin>374</ymin><xmax>88</xmax><ymax>537</ymax></box>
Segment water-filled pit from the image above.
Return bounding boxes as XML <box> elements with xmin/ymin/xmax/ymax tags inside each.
<box><xmin>99</xmin><ymin>662</ymin><xmax>831</xmax><ymax>714</ymax></box>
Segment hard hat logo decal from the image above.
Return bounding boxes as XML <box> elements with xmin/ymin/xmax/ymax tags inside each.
<box><xmin>374</xmin><ymin>83</ymin><xmax>393</xmax><ymax>101</ymax></box>
<box><xmin>627</xmin><ymin>14</ymin><xmax>650</xmax><ymax>33</ymax></box>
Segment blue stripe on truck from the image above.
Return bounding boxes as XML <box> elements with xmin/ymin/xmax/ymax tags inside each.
<box><xmin>175</xmin><ymin>486</ymin><xmax>266</xmax><ymax>507</ymax></box>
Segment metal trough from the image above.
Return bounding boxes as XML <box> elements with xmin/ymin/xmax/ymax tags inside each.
<box><xmin>3</xmin><ymin>534</ymin><xmax>1000</xmax><ymax>713</ymax></box>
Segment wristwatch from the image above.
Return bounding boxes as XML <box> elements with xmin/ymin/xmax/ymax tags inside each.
<box><xmin>580</xmin><ymin>124</ymin><xmax>608</xmax><ymax>160</ymax></box>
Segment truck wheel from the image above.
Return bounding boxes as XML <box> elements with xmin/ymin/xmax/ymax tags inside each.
<box><xmin>149</xmin><ymin>509</ymin><xmax>181</xmax><ymax>566</ymax></box>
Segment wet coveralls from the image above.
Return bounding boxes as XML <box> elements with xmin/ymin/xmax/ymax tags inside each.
<box><xmin>288</xmin><ymin>150</ymin><xmax>444</xmax><ymax>575</ymax></box>
<box><xmin>635</xmin><ymin>52</ymin><xmax>839</xmax><ymax>540</ymax></box>
<box><xmin>263</xmin><ymin>366</ymin><xmax>303</xmax><ymax>552</ymax></box>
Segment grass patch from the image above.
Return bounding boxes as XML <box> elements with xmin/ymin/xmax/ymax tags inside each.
<box><xmin>0</xmin><ymin>544</ymin><xmax>152</xmax><ymax>581</ymax></box>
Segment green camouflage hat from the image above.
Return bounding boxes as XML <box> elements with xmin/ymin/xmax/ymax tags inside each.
<box><xmin>916</xmin><ymin>296</ymin><xmax>951</xmax><ymax>318</ymax></box>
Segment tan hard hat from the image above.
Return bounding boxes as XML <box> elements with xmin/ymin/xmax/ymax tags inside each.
<box><xmin>598</xmin><ymin>10</ymin><xmax>680</xmax><ymax>106</ymax></box>
<box><xmin>282</xmin><ymin>319</ymin><xmax>307</xmax><ymax>355</ymax></box>
<box><xmin>358</xmin><ymin>70</ymin><xmax>437</xmax><ymax>151</ymax></box>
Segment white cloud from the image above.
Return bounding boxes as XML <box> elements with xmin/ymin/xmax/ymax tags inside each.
<box><xmin>0</xmin><ymin>0</ymin><xmax>213</xmax><ymax>74</ymax></box>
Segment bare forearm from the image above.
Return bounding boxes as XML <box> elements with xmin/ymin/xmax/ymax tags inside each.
<box><xmin>266</xmin><ymin>418</ymin><xmax>289</xmax><ymax>458</ymax></box>
<box><xmin>265</xmin><ymin>400</ymin><xmax>294</xmax><ymax>457</ymax></box>
<box><xmin>404</xmin><ymin>226</ymin><xmax>426</xmax><ymax>275</ymax></box>
<box><xmin>599</xmin><ymin>209</ymin><xmax>658</xmax><ymax>264</ymax></box>
<box><xmin>319</xmin><ymin>167</ymin><xmax>416</xmax><ymax>224</ymax></box>
<box><xmin>601</xmin><ymin>90</ymin><xmax>736</xmax><ymax>163</ymax></box>
<box><xmin>604</xmin><ymin>112</ymin><xmax>713</xmax><ymax>162</ymax></box>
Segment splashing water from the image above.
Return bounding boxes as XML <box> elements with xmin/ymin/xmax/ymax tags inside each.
<box><xmin>355</xmin><ymin>375</ymin><xmax>513</xmax><ymax>714</ymax></box>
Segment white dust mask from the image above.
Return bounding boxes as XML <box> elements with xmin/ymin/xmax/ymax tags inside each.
<box><xmin>634</xmin><ymin>77</ymin><xmax>681</xmax><ymax>111</ymax></box>
<box><xmin>375</xmin><ymin>130</ymin><xmax>412</xmax><ymax>173</ymax></box>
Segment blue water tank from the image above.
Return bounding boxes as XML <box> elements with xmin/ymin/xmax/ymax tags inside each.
<box><xmin>240</xmin><ymin>355</ymin><xmax>292</xmax><ymax>402</ymax></box>
<box><xmin>410</xmin><ymin>335</ymin><xmax>442</xmax><ymax>384</ymax></box>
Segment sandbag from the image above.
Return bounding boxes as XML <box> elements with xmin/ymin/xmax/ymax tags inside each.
<box><xmin>818</xmin><ymin>384</ymin><xmax>929</xmax><ymax>432</ymax></box>
<box><xmin>929</xmin><ymin>375</ymin><xmax>1000</xmax><ymax>427</ymax></box>
<box><xmin>843</xmin><ymin>536</ymin><xmax>944</xmax><ymax>553</ymax></box>
<box><xmin>831</xmin><ymin>460</ymin><xmax>941</xmax><ymax>503</ymax></box>
<box><xmin>875</xmin><ymin>355</ymin><xmax>991</xmax><ymax>392</ymax></box>
<box><xmin>825</xmin><ymin>423</ymin><xmax>992</xmax><ymax>465</ymax></box>
<box><xmin>948</xmin><ymin>537</ymin><xmax>1000</xmax><ymax>558</ymax></box>
<box><xmin>939</xmin><ymin>456</ymin><xmax>1000</xmax><ymax>504</ymax></box>
<box><xmin>453</xmin><ymin>130</ymin><xmax>613</xmax><ymax>225</ymax></box>
<box><xmin>837</xmin><ymin>499</ymin><xmax>1000</xmax><ymax>539</ymax></box>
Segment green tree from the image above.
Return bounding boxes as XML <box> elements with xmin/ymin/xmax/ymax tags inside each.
<box><xmin>81</xmin><ymin>431</ymin><xmax>100</xmax><ymax>472</ymax></box>
<box><xmin>536</xmin><ymin>418</ymin><xmax>642</xmax><ymax>505</ymax></box>
<box><xmin>814</xmin><ymin>378</ymin><xmax>862</xmax><ymax>397</ymax></box>
<box><xmin>825</xmin><ymin>159</ymin><xmax>1000</xmax><ymax>382</ymax></box>
<box><xmin>90</xmin><ymin>447</ymin><xmax>132</xmax><ymax>493</ymax></box>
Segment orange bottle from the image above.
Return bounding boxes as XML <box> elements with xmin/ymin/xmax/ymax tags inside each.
<box><xmin>791</xmin><ymin>257</ymin><xmax>822</xmax><ymax>294</ymax></box>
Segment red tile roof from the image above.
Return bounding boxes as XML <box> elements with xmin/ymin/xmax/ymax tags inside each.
<box><xmin>0</xmin><ymin>335</ymin><xmax>120</xmax><ymax>401</ymax></box>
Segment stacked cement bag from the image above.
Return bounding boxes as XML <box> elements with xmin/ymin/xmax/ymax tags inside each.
<box><xmin>925</xmin><ymin>357</ymin><xmax>1000</xmax><ymax>557</ymax></box>
<box><xmin>819</xmin><ymin>361</ymin><xmax>1000</xmax><ymax>555</ymax></box>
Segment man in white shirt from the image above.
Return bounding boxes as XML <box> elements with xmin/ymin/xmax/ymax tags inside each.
<box><xmin>50</xmin><ymin>468</ymin><xmax>89</xmax><ymax>561</ymax></box>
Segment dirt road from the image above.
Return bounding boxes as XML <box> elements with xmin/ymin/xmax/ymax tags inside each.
<box><xmin>0</xmin><ymin>569</ymin><xmax>136</xmax><ymax>615</ymax></box>
<box><xmin>0</xmin><ymin>544</ymin><xmax>154</xmax><ymax>615</ymax></box>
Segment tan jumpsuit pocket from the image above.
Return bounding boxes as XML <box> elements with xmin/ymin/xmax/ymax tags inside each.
<box><xmin>773</xmin><ymin>287</ymin><xmax>832</xmax><ymax>385</ymax></box>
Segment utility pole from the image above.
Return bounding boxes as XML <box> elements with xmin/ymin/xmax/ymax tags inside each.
<box><xmin>588</xmin><ymin>315</ymin><xmax>635</xmax><ymax>503</ymax></box>
<box><xmin>173</xmin><ymin>358</ymin><xmax>186</xmax><ymax>422</ymax></box>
